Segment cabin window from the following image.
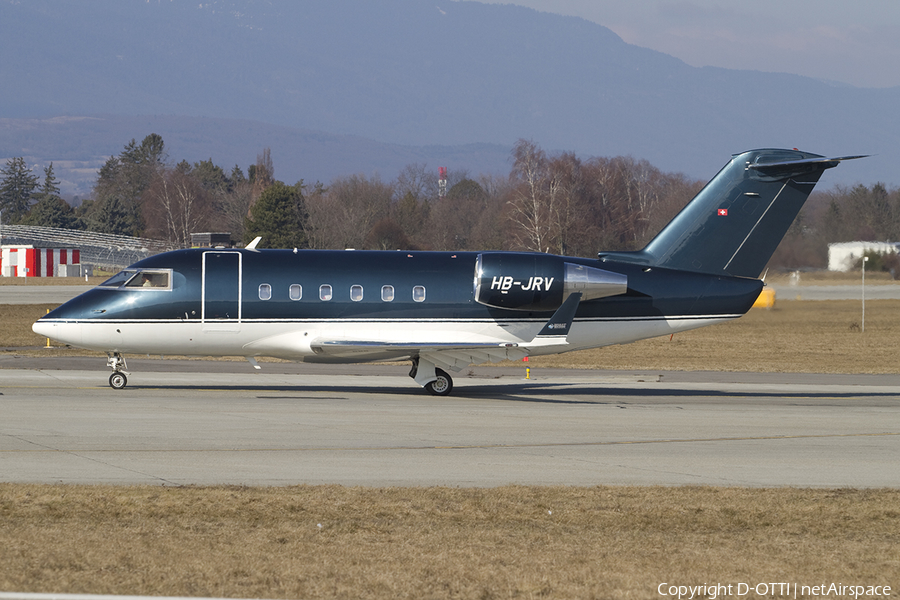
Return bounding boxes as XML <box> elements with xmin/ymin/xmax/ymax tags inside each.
<box><xmin>319</xmin><ymin>284</ymin><xmax>333</xmax><ymax>301</ymax></box>
<box><xmin>289</xmin><ymin>284</ymin><xmax>302</xmax><ymax>301</ymax></box>
<box><xmin>413</xmin><ymin>285</ymin><xmax>426</xmax><ymax>302</ymax></box>
<box><xmin>258</xmin><ymin>283</ymin><xmax>272</xmax><ymax>300</ymax></box>
<box><xmin>381</xmin><ymin>285</ymin><xmax>394</xmax><ymax>302</ymax></box>
<box><xmin>350</xmin><ymin>285</ymin><xmax>363</xmax><ymax>302</ymax></box>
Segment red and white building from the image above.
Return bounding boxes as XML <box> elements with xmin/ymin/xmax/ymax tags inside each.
<box><xmin>1</xmin><ymin>245</ymin><xmax>81</xmax><ymax>277</ymax></box>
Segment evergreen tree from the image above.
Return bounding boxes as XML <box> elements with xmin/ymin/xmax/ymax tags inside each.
<box><xmin>40</xmin><ymin>162</ymin><xmax>61</xmax><ymax>200</ymax></box>
<box><xmin>175</xmin><ymin>159</ymin><xmax>192</xmax><ymax>176</ymax></box>
<box><xmin>230</xmin><ymin>165</ymin><xmax>246</xmax><ymax>185</ymax></box>
<box><xmin>86</xmin><ymin>133</ymin><xmax>167</xmax><ymax>236</ymax></box>
<box><xmin>243</xmin><ymin>181</ymin><xmax>308</xmax><ymax>249</ymax></box>
<box><xmin>0</xmin><ymin>157</ymin><xmax>39</xmax><ymax>223</ymax></box>
<box><xmin>120</xmin><ymin>133</ymin><xmax>166</xmax><ymax>170</ymax></box>
<box><xmin>18</xmin><ymin>161</ymin><xmax>78</xmax><ymax>228</ymax></box>
<box><xmin>90</xmin><ymin>195</ymin><xmax>138</xmax><ymax>236</ymax></box>
<box><xmin>193</xmin><ymin>158</ymin><xmax>230</xmax><ymax>194</ymax></box>
<box><xmin>20</xmin><ymin>195</ymin><xmax>79</xmax><ymax>229</ymax></box>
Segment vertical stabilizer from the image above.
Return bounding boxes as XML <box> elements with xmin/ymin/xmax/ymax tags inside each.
<box><xmin>628</xmin><ymin>149</ymin><xmax>863</xmax><ymax>278</ymax></box>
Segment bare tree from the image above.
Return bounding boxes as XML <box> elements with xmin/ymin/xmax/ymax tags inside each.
<box><xmin>366</xmin><ymin>217</ymin><xmax>411</xmax><ymax>250</ymax></box>
<box><xmin>253</xmin><ymin>148</ymin><xmax>274</xmax><ymax>187</ymax></box>
<box><xmin>507</xmin><ymin>139</ymin><xmax>554</xmax><ymax>252</ymax></box>
<box><xmin>545</xmin><ymin>152</ymin><xmax>591</xmax><ymax>255</ymax></box>
<box><xmin>245</xmin><ymin>148</ymin><xmax>275</xmax><ymax>215</ymax></box>
<box><xmin>306</xmin><ymin>174</ymin><xmax>394</xmax><ymax>249</ymax></box>
<box><xmin>216</xmin><ymin>179</ymin><xmax>254</xmax><ymax>241</ymax></box>
<box><xmin>143</xmin><ymin>166</ymin><xmax>212</xmax><ymax>247</ymax></box>
<box><xmin>395</xmin><ymin>163</ymin><xmax>437</xmax><ymax>201</ymax></box>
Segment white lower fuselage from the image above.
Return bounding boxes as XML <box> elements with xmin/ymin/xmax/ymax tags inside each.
<box><xmin>36</xmin><ymin>313</ymin><xmax>736</xmax><ymax>362</ymax></box>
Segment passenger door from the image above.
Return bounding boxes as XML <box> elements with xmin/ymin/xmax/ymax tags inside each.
<box><xmin>201</xmin><ymin>251</ymin><xmax>241</xmax><ymax>332</ymax></box>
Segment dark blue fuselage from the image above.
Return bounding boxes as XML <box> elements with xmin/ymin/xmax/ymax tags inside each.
<box><xmin>43</xmin><ymin>248</ymin><xmax>762</xmax><ymax>325</ymax></box>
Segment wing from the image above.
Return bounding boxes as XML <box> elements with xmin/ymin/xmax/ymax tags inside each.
<box><xmin>311</xmin><ymin>339</ymin><xmax>531</xmax><ymax>368</ymax></box>
<box><xmin>309</xmin><ymin>292</ymin><xmax>584</xmax><ymax>372</ymax></box>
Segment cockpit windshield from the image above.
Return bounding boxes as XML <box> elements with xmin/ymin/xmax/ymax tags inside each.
<box><xmin>99</xmin><ymin>269</ymin><xmax>171</xmax><ymax>290</ymax></box>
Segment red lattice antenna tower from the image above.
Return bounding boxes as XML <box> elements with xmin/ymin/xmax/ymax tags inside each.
<box><xmin>438</xmin><ymin>166</ymin><xmax>447</xmax><ymax>198</ymax></box>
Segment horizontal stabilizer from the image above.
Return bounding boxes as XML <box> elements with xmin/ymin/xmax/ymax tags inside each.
<box><xmin>747</xmin><ymin>154</ymin><xmax>868</xmax><ymax>177</ymax></box>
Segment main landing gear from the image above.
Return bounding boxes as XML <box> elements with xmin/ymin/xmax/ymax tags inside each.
<box><xmin>410</xmin><ymin>357</ymin><xmax>454</xmax><ymax>396</ymax></box>
<box><xmin>107</xmin><ymin>353</ymin><xmax>129</xmax><ymax>390</ymax></box>
<box><xmin>425</xmin><ymin>369</ymin><xmax>453</xmax><ymax>396</ymax></box>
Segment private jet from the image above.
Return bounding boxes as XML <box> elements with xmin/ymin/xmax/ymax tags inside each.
<box><xmin>33</xmin><ymin>148</ymin><xmax>862</xmax><ymax>394</ymax></box>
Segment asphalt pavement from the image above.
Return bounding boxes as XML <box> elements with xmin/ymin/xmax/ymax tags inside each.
<box><xmin>2</xmin><ymin>359</ymin><xmax>898</xmax><ymax>488</ymax></box>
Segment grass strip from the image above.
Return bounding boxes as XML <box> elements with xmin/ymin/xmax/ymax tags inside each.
<box><xmin>1</xmin><ymin>484</ymin><xmax>898</xmax><ymax>599</ymax></box>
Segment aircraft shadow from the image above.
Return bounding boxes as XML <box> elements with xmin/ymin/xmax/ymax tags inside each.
<box><xmin>124</xmin><ymin>381</ymin><xmax>900</xmax><ymax>405</ymax></box>
<box><xmin>452</xmin><ymin>383</ymin><xmax>900</xmax><ymax>404</ymax></box>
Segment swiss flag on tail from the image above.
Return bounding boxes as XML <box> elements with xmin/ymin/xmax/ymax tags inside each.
<box><xmin>717</xmin><ymin>208</ymin><xmax>728</xmax><ymax>216</ymax></box>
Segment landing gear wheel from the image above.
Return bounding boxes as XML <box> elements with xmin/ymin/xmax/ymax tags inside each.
<box><xmin>109</xmin><ymin>372</ymin><xmax>127</xmax><ymax>390</ymax></box>
<box><xmin>106</xmin><ymin>353</ymin><xmax>129</xmax><ymax>390</ymax></box>
<box><xmin>425</xmin><ymin>368</ymin><xmax>453</xmax><ymax>396</ymax></box>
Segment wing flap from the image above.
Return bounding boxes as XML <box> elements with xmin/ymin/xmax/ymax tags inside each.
<box><xmin>309</xmin><ymin>338</ymin><xmax>532</xmax><ymax>369</ymax></box>
<box><xmin>312</xmin><ymin>339</ymin><xmax>521</xmax><ymax>353</ymax></box>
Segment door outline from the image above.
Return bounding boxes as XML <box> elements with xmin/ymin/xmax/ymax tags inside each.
<box><xmin>201</xmin><ymin>251</ymin><xmax>242</xmax><ymax>332</ymax></box>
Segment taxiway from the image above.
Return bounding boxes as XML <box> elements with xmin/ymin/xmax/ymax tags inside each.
<box><xmin>2</xmin><ymin>358</ymin><xmax>898</xmax><ymax>487</ymax></box>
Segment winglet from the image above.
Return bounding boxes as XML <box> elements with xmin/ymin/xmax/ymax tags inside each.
<box><xmin>246</xmin><ymin>236</ymin><xmax>262</xmax><ymax>250</ymax></box>
<box><xmin>527</xmin><ymin>292</ymin><xmax>582</xmax><ymax>347</ymax></box>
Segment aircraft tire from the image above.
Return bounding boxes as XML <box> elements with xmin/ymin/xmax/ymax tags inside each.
<box><xmin>109</xmin><ymin>372</ymin><xmax>127</xmax><ymax>390</ymax></box>
<box><xmin>425</xmin><ymin>368</ymin><xmax>453</xmax><ymax>396</ymax></box>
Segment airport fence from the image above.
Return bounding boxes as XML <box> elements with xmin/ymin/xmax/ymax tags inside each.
<box><xmin>0</xmin><ymin>224</ymin><xmax>177</xmax><ymax>272</ymax></box>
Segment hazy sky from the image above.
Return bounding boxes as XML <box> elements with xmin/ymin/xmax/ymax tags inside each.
<box><xmin>475</xmin><ymin>0</ymin><xmax>900</xmax><ymax>88</ymax></box>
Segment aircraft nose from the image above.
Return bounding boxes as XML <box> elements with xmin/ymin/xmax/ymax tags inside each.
<box><xmin>32</xmin><ymin>320</ymin><xmax>52</xmax><ymax>337</ymax></box>
<box><xmin>33</xmin><ymin>319</ymin><xmax>82</xmax><ymax>347</ymax></box>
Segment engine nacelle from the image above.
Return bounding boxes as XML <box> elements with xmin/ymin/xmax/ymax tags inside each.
<box><xmin>474</xmin><ymin>253</ymin><xmax>627</xmax><ymax>311</ymax></box>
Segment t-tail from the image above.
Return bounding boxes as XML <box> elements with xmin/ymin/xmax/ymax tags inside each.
<box><xmin>600</xmin><ymin>148</ymin><xmax>866</xmax><ymax>278</ymax></box>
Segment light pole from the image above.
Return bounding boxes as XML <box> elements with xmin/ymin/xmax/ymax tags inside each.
<box><xmin>862</xmin><ymin>256</ymin><xmax>869</xmax><ymax>333</ymax></box>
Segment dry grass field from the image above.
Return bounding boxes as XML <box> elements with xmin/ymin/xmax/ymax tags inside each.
<box><xmin>2</xmin><ymin>281</ymin><xmax>899</xmax><ymax>598</ymax></box>
<box><xmin>1</xmin><ymin>485</ymin><xmax>898</xmax><ymax>599</ymax></box>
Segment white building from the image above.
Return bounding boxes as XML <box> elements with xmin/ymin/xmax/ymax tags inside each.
<box><xmin>827</xmin><ymin>241</ymin><xmax>899</xmax><ymax>271</ymax></box>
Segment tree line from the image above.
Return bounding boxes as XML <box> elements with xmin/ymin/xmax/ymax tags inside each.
<box><xmin>0</xmin><ymin>157</ymin><xmax>67</xmax><ymax>228</ymax></box>
<box><xmin>3</xmin><ymin>135</ymin><xmax>899</xmax><ymax>269</ymax></box>
<box><xmin>773</xmin><ymin>182</ymin><xmax>900</xmax><ymax>273</ymax></box>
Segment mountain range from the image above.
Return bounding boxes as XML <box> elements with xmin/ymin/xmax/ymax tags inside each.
<box><xmin>1</xmin><ymin>0</ymin><xmax>897</xmax><ymax>195</ymax></box>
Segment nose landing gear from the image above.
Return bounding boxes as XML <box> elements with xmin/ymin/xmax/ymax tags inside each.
<box><xmin>107</xmin><ymin>353</ymin><xmax>129</xmax><ymax>389</ymax></box>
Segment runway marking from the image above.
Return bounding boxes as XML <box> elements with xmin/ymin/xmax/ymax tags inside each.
<box><xmin>3</xmin><ymin>431</ymin><xmax>898</xmax><ymax>453</ymax></box>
